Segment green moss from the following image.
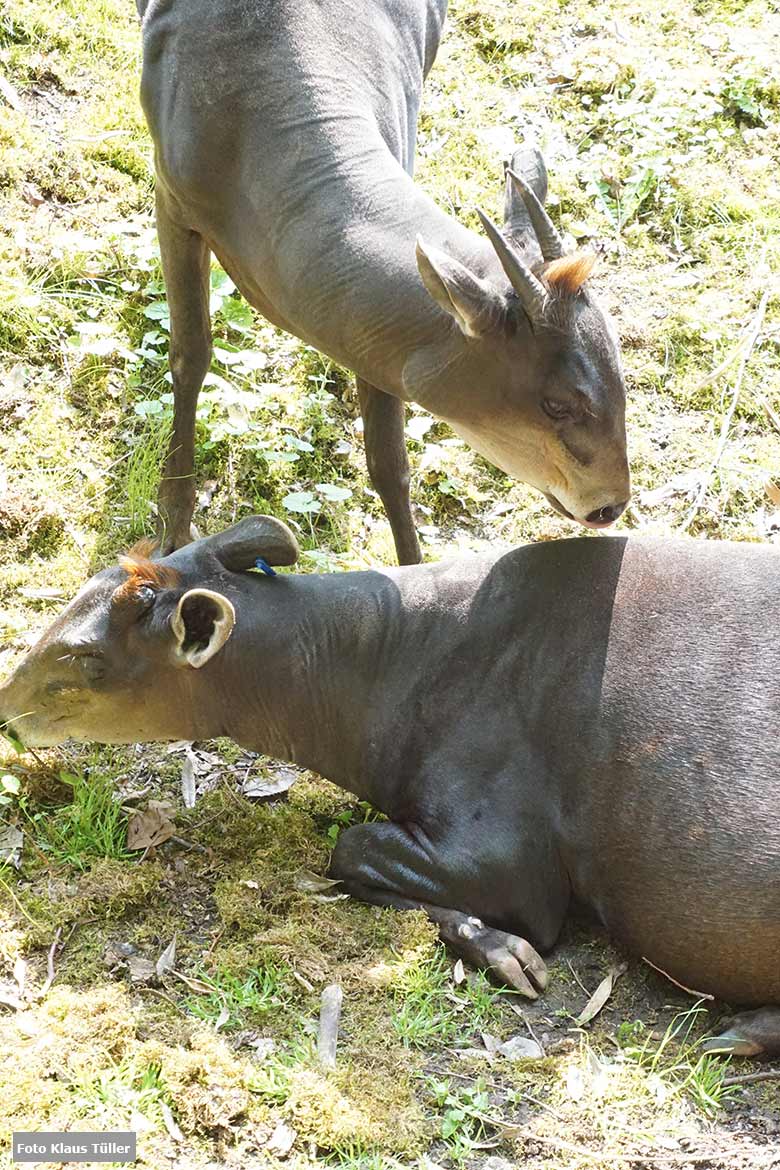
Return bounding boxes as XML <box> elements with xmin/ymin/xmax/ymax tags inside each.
<box><xmin>8</xmin><ymin>858</ymin><xmax>165</xmax><ymax>947</ymax></box>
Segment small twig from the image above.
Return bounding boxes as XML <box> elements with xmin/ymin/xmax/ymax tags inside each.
<box><xmin>642</xmin><ymin>956</ymin><xmax>714</xmax><ymax>1001</ymax></box>
<box><xmin>39</xmin><ymin>926</ymin><xmax>63</xmax><ymax>997</ymax></box>
<box><xmin>722</xmin><ymin>1068</ymin><xmax>780</xmax><ymax>1088</ymax></box>
<box><xmin>169</xmin><ymin>834</ymin><xmax>210</xmax><ymax>854</ymax></box>
<box><xmin>203</xmin><ymin>928</ymin><xmax>225</xmax><ymax>962</ymax></box>
<box><xmin>292</xmin><ymin>969</ymin><xmax>315</xmax><ymax>994</ymax></box>
<box><xmin>317</xmin><ymin>983</ymin><xmax>342</xmax><ymax>1069</ymax></box>
<box><xmin>0</xmin><ymin>73</ymin><xmax>22</xmax><ymax>111</ymax></box>
<box><xmin>758</xmin><ymin>394</ymin><xmax>780</xmax><ymax>436</ymax></box>
<box><xmin>689</xmin><ymin>312</ymin><xmax>758</xmax><ymax>393</ymax></box>
<box><xmin>0</xmin><ymin>872</ymin><xmax>43</xmax><ymax>928</ymax></box>
<box><xmin>681</xmin><ymin>291</ymin><xmax>770</xmax><ymax>533</ymax></box>
<box><xmin>70</xmin><ymin>129</ymin><xmax>134</xmax><ymax>143</ymax></box>
<box><xmin>519</xmin><ymin>1011</ymin><xmax>545</xmax><ymax>1055</ymax></box>
<box><xmin>137</xmin><ymin>986</ymin><xmax>189</xmax><ymax>1016</ymax></box>
<box><xmin>522</xmin><ymin>1133</ymin><xmax>756</xmax><ymax>1166</ymax></box>
<box><xmin>566</xmin><ymin>958</ymin><xmax>592</xmax><ymax>998</ymax></box>
<box><xmin>504</xmin><ymin>998</ymin><xmax>545</xmax><ymax>1055</ymax></box>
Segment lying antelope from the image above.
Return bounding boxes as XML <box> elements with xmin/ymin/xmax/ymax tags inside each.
<box><xmin>2</xmin><ymin>516</ymin><xmax>778</xmax><ymax>1057</ymax></box>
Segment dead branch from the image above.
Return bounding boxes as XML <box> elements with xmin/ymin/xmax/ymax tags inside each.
<box><xmin>317</xmin><ymin>983</ymin><xmax>343</xmax><ymax>1069</ymax></box>
<box><xmin>642</xmin><ymin>956</ymin><xmax>714</xmax><ymax>1001</ymax></box>
<box><xmin>566</xmin><ymin>958</ymin><xmax>592</xmax><ymax>998</ymax></box>
<box><xmin>38</xmin><ymin>926</ymin><xmax>63</xmax><ymax>998</ymax></box>
<box><xmin>722</xmin><ymin>1067</ymin><xmax>780</xmax><ymax>1087</ymax></box>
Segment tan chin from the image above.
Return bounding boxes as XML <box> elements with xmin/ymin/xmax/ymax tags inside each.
<box><xmin>14</xmin><ymin>728</ymin><xmax>67</xmax><ymax>750</ymax></box>
<box><xmin>543</xmin><ymin>491</ymin><xmax>577</xmax><ymax>523</ymax></box>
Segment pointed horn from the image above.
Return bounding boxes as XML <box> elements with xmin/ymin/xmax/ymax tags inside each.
<box><xmin>506</xmin><ymin>168</ymin><xmax>565</xmax><ymax>261</ymax></box>
<box><xmin>476</xmin><ymin>207</ymin><xmax>547</xmax><ymax>322</ymax></box>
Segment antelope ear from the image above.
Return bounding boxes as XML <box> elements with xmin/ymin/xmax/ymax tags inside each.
<box><xmin>202</xmin><ymin>515</ymin><xmax>299</xmax><ymax>572</ymax></box>
<box><xmin>171</xmin><ymin>589</ymin><xmax>235</xmax><ymax>668</ymax></box>
<box><xmin>504</xmin><ymin>146</ymin><xmax>548</xmax><ymax>240</ymax></box>
<box><xmin>416</xmin><ymin>236</ymin><xmax>505</xmax><ymax>337</ymax></box>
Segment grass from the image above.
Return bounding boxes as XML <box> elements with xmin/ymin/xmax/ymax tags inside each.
<box><xmin>69</xmin><ymin>1058</ymin><xmax>171</xmax><ymax>1127</ymax></box>
<box><xmin>391</xmin><ymin>948</ymin><xmax>507</xmax><ymax>1047</ymax></box>
<box><xmin>124</xmin><ymin>414</ymin><xmax>171</xmax><ymax>539</ymax></box>
<box><xmin>1</xmin><ymin>0</ymin><xmax>779</xmax><ymax>1165</ymax></box>
<box><xmin>621</xmin><ymin>1002</ymin><xmax>741</xmax><ymax>1117</ymax></box>
<box><xmin>8</xmin><ymin>765</ymin><xmax>130</xmax><ymax>870</ymax></box>
<box><xmin>182</xmin><ymin>962</ymin><xmax>292</xmax><ymax>1031</ymax></box>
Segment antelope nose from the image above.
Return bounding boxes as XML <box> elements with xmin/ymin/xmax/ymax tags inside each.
<box><xmin>585</xmin><ymin>501</ymin><xmax>628</xmax><ymax>526</ymax></box>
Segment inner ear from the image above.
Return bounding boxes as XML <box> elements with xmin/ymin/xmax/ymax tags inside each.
<box><xmin>416</xmin><ymin>236</ymin><xmax>506</xmax><ymax>338</ymax></box>
<box><xmin>171</xmin><ymin>589</ymin><xmax>236</xmax><ymax>669</ymax></box>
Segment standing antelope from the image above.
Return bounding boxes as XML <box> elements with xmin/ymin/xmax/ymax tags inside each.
<box><xmin>137</xmin><ymin>0</ymin><xmax>630</xmax><ymax>563</ymax></box>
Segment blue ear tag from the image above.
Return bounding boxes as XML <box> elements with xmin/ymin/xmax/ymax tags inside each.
<box><xmin>255</xmin><ymin>557</ymin><xmax>277</xmax><ymax>577</ymax></box>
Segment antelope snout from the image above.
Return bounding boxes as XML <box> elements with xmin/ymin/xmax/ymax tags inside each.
<box><xmin>583</xmin><ymin>500</ymin><xmax>628</xmax><ymax>529</ymax></box>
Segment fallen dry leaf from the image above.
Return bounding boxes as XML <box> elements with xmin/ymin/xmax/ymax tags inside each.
<box><xmin>103</xmin><ymin>941</ymin><xmax>136</xmax><ymax>972</ymax></box>
<box><xmin>294</xmin><ymin>869</ymin><xmax>342</xmax><ymax>893</ymax></box>
<box><xmin>156</xmin><ymin>935</ymin><xmax>177</xmax><ymax>979</ymax></box>
<box><xmin>21</xmin><ymin>182</ymin><xmax>45</xmax><ymax>207</ymax></box>
<box><xmin>481</xmin><ymin>1032</ymin><xmax>500</xmax><ymax>1055</ymax></box>
<box><xmin>0</xmin><ymin>73</ymin><xmax>22</xmax><ymax>111</ymax></box>
<box><xmin>12</xmin><ymin>957</ymin><xmax>27</xmax><ymax>997</ymax></box>
<box><xmin>126</xmin><ymin>956</ymin><xmax>157</xmax><ymax>985</ymax></box>
<box><xmin>496</xmin><ymin>1034</ymin><xmax>543</xmax><ymax>1060</ymax></box>
<box><xmin>291</xmin><ymin>969</ymin><xmax>315</xmax><ymax>993</ymax></box>
<box><xmin>160</xmin><ymin>1102</ymin><xmax>184</xmax><ymax>1143</ymax></box>
<box><xmin>0</xmin><ymin>824</ymin><xmax>23</xmax><ymax>868</ymax></box>
<box><xmin>181</xmin><ymin>753</ymin><xmax>197</xmax><ymax>809</ymax></box>
<box><xmin>126</xmin><ymin>801</ymin><xmax>175</xmax><ymax>851</ymax></box>
<box><xmin>452</xmin><ymin>959</ymin><xmax>466</xmax><ymax>985</ymax></box>
<box><xmin>0</xmin><ymin>986</ymin><xmax>23</xmax><ymax>1011</ymax></box>
<box><xmin>234</xmin><ymin>1033</ymin><xmax>276</xmax><ymax>1058</ymax></box>
<box><xmin>575</xmin><ymin>962</ymin><xmax>628</xmax><ymax>1026</ymax></box>
<box><xmin>171</xmin><ymin>970</ymin><xmax>213</xmax><ymax>995</ymax></box>
<box><xmin>214</xmin><ymin>1002</ymin><xmax>231</xmax><ymax>1031</ymax></box>
<box><xmin>266</xmin><ymin>1121</ymin><xmax>296</xmax><ymax>1157</ymax></box>
<box><xmin>242</xmin><ymin>769</ymin><xmax>297</xmax><ymax>799</ymax></box>
<box><xmin>638</xmin><ymin>471</ymin><xmax>701</xmax><ymax>509</ymax></box>
<box><xmin>766</xmin><ymin>479</ymin><xmax>780</xmax><ymax>508</ymax></box>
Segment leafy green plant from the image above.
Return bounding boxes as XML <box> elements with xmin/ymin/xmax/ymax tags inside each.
<box><xmin>720</xmin><ymin>76</ymin><xmax>769</xmax><ymax>127</ymax></box>
<box><xmin>426</xmin><ymin>1076</ymin><xmax>491</xmax><ymax>1162</ymax></box>
<box><xmin>593</xmin><ymin>166</ymin><xmax>660</xmax><ymax>230</ymax></box>
<box><xmin>325</xmin><ymin>1143</ymin><xmax>396</xmax><ymax>1169</ymax></box>
<box><xmin>325</xmin><ymin>801</ymin><xmax>383</xmax><ymax>847</ymax></box>
<box><xmin>246</xmin><ymin>1036</ymin><xmax>313</xmax><ymax>1104</ymax></box>
<box><xmin>0</xmin><ymin>772</ymin><xmax>21</xmax><ymax>808</ymax></box>
<box><xmin>1</xmin><ymin>726</ymin><xmax>26</xmax><ymax>756</ymax></box>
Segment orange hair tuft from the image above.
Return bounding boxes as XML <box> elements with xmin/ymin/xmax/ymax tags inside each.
<box><xmin>115</xmin><ymin>540</ymin><xmax>180</xmax><ymax>601</ymax></box>
<box><xmin>543</xmin><ymin>252</ymin><xmax>597</xmax><ymax>297</ymax></box>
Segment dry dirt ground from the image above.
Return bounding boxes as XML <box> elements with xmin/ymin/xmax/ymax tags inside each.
<box><xmin>1</xmin><ymin>0</ymin><xmax>780</xmax><ymax>1167</ymax></box>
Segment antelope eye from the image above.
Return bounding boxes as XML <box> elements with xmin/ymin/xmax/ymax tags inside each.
<box><xmin>77</xmin><ymin>653</ymin><xmax>106</xmax><ymax>683</ymax></box>
<box><xmin>542</xmin><ymin>398</ymin><xmax>572</xmax><ymax>421</ymax></box>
